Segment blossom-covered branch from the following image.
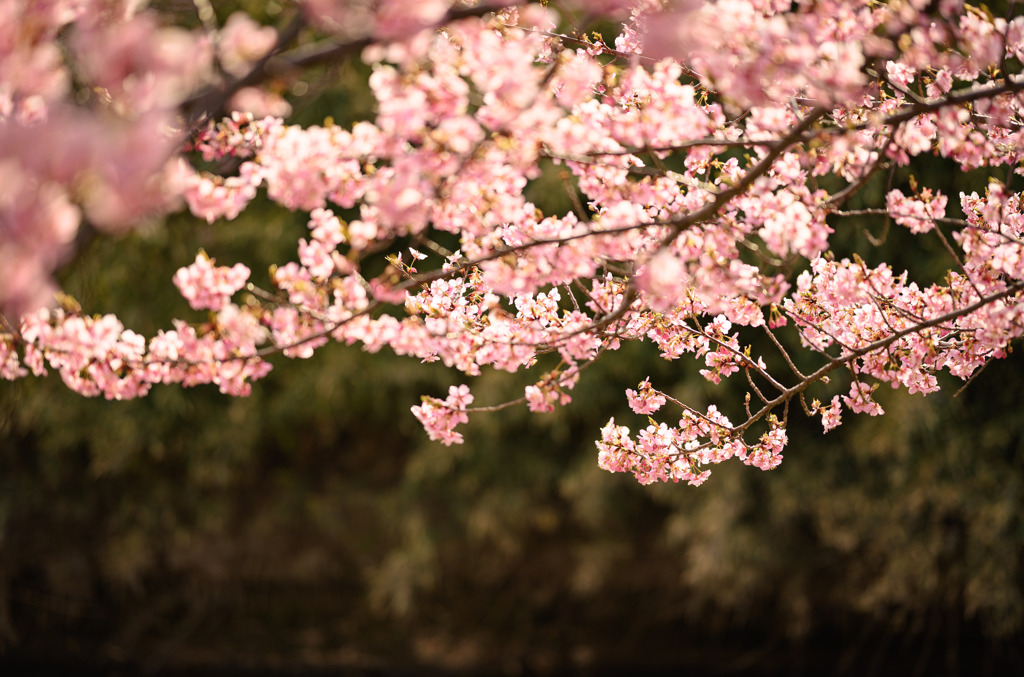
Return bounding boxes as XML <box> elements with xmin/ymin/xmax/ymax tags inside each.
<box><xmin>3</xmin><ymin>0</ymin><xmax>1024</xmax><ymax>487</ymax></box>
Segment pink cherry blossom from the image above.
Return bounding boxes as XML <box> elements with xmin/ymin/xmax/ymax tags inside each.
<box><xmin>173</xmin><ymin>253</ymin><xmax>250</xmax><ymax>311</ymax></box>
<box><xmin>218</xmin><ymin>12</ymin><xmax>277</xmax><ymax>77</ymax></box>
<box><xmin>626</xmin><ymin>378</ymin><xmax>667</xmax><ymax>415</ymax></box>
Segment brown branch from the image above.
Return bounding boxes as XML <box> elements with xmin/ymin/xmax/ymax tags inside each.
<box><xmin>735</xmin><ymin>280</ymin><xmax>1024</xmax><ymax>435</ymax></box>
<box><xmin>181</xmin><ymin>3</ymin><xmax>512</xmax><ymax>127</ymax></box>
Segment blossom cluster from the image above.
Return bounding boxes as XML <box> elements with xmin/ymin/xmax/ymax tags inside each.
<box><xmin>412</xmin><ymin>384</ymin><xmax>474</xmax><ymax>446</ymax></box>
<box><xmin>173</xmin><ymin>253</ymin><xmax>251</xmax><ymax>312</ymax></box>
<box><xmin>9</xmin><ymin>305</ymin><xmax>272</xmax><ymax>400</ymax></box>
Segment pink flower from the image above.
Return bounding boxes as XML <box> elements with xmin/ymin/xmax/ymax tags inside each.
<box><xmin>843</xmin><ymin>381</ymin><xmax>884</xmax><ymax>416</ymax></box>
<box><xmin>819</xmin><ymin>395</ymin><xmax>843</xmax><ymax>433</ymax></box>
<box><xmin>626</xmin><ymin>378</ymin><xmax>667</xmax><ymax>414</ymax></box>
<box><xmin>411</xmin><ymin>384</ymin><xmax>473</xmax><ymax>446</ymax></box>
<box><xmin>173</xmin><ymin>253</ymin><xmax>250</xmax><ymax>311</ymax></box>
<box><xmin>218</xmin><ymin>13</ymin><xmax>277</xmax><ymax>77</ymax></box>
<box><xmin>885</xmin><ymin>61</ymin><xmax>916</xmax><ymax>87</ymax></box>
<box><xmin>637</xmin><ymin>250</ymin><xmax>687</xmax><ymax>311</ymax></box>
<box><xmin>886</xmin><ymin>189</ymin><xmax>947</xmax><ymax>234</ymax></box>
<box><xmin>228</xmin><ymin>87</ymin><xmax>292</xmax><ymax>118</ymax></box>
<box><xmin>0</xmin><ymin>338</ymin><xmax>27</xmax><ymax>380</ymax></box>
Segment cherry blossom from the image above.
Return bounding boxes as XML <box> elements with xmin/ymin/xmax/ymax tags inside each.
<box><xmin>172</xmin><ymin>253</ymin><xmax>251</xmax><ymax>312</ymax></box>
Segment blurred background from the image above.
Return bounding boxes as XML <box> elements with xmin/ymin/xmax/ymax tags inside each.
<box><xmin>1</xmin><ymin>2</ymin><xmax>1023</xmax><ymax>675</ymax></box>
